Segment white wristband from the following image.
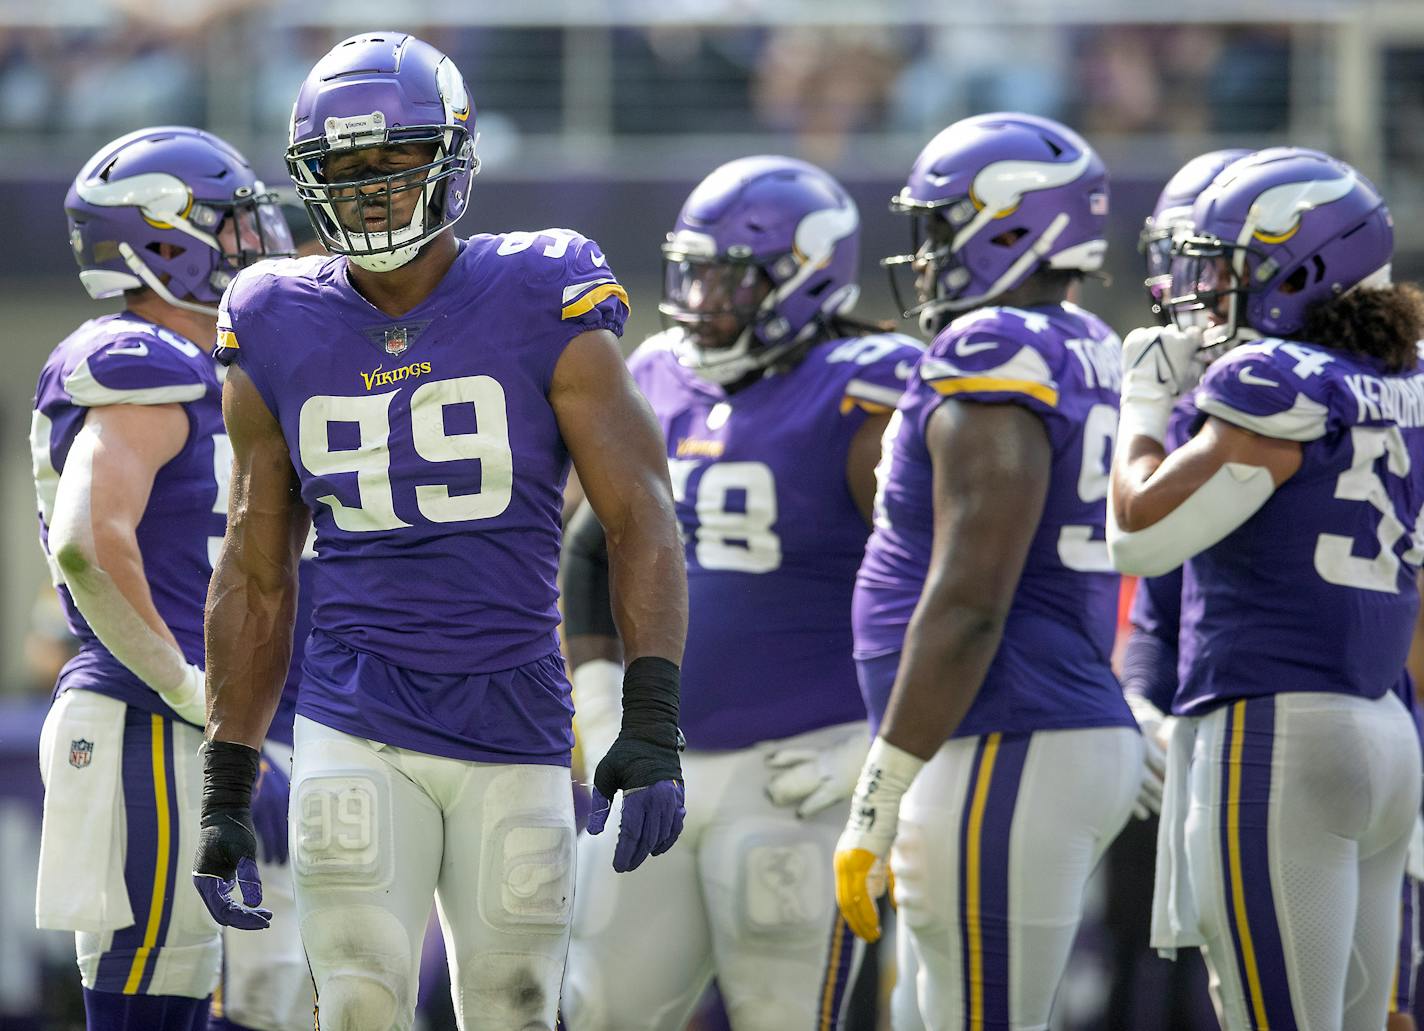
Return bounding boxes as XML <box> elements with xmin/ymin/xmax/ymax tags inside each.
<box><xmin>1118</xmin><ymin>395</ymin><xmax>1172</xmax><ymax>446</ymax></box>
<box><xmin>837</xmin><ymin>737</ymin><xmax>925</xmax><ymax>858</ymax></box>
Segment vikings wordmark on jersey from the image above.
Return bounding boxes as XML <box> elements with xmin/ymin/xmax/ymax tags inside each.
<box><xmin>216</xmin><ymin>228</ymin><xmax>628</xmax><ymax>764</ymax></box>
<box><xmin>629</xmin><ymin>329</ymin><xmax>921</xmax><ymax>749</ymax></box>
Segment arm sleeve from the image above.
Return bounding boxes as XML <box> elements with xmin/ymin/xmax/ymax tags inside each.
<box><xmin>562</xmin><ymin>502</ymin><xmax>617</xmax><ymax>638</ymax></box>
<box><xmin>63</xmin><ymin>334</ymin><xmax>209</xmax><ymax>408</ymax></box>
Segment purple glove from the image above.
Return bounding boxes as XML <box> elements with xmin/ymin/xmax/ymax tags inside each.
<box><xmin>193</xmin><ymin>854</ymin><xmax>271</xmax><ymax>930</ymax></box>
<box><xmin>588</xmin><ymin>780</ymin><xmax>686</xmax><ymax>873</ymax></box>
<box><xmin>193</xmin><ymin>741</ymin><xmax>270</xmax><ymax>930</ymax></box>
<box><xmin>250</xmin><ymin>755</ymin><xmax>290</xmax><ymax>865</ymax></box>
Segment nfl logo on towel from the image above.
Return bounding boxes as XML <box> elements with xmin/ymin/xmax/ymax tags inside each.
<box><xmin>384</xmin><ymin>326</ymin><xmax>409</xmax><ymax>356</ymax></box>
<box><xmin>69</xmin><ymin>739</ymin><xmax>93</xmax><ymax>769</ymax></box>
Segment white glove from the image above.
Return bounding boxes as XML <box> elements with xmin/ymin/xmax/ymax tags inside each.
<box><xmin>572</xmin><ymin>659</ymin><xmax>623</xmax><ymax>773</ymax></box>
<box><xmin>765</xmin><ymin>728</ymin><xmax>871</xmax><ymax>819</ymax></box>
<box><xmin>158</xmin><ymin>662</ymin><xmax>207</xmax><ymax>727</ymax></box>
<box><xmin>1120</xmin><ymin>324</ymin><xmax>1204</xmax><ymax>444</ymax></box>
<box><xmin>1125</xmin><ymin>692</ymin><xmax>1172</xmax><ymax>820</ymax></box>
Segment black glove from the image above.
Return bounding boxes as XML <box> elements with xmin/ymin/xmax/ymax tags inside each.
<box><xmin>588</xmin><ymin>657</ymin><xmax>686</xmax><ymax>872</ymax></box>
<box><xmin>192</xmin><ymin>741</ymin><xmax>272</xmax><ymax>930</ymax></box>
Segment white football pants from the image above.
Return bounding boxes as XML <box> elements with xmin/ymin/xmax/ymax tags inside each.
<box><xmin>890</xmin><ymin>725</ymin><xmax>1140</xmax><ymax>1030</ymax></box>
<box><xmin>1184</xmin><ymin>692</ymin><xmax>1421</xmax><ymax>1031</ymax></box>
<box><xmin>561</xmin><ymin>720</ymin><xmax>868</xmax><ymax>1031</ymax></box>
<box><xmin>290</xmin><ymin>716</ymin><xmax>576</xmax><ymax>1031</ymax></box>
<box><xmin>215</xmin><ymin>740</ymin><xmax>316</xmax><ymax>1030</ymax></box>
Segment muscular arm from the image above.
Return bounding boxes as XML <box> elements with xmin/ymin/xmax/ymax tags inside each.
<box><xmin>48</xmin><ymin>403</ymin><xmax>199</xmax><ymax>701</ymax></box>
<box><xmin>878</xmin><ymin>402</ymin><xmax>1051</xmax><ymax>759</ymax></box>
<box><xmin>204</xmin><ymin>365</ymin><xmax>310</xmax><ymax>748</ymax></box>
<box><xmin>552</xmin><ymin>329</ymin><xmax>687</xmax><ymax>664</ymax></box>
<box><xmin>846</xmin><ymin>412</ymin><xmax>891</xmax><ymax>525</ymax></box>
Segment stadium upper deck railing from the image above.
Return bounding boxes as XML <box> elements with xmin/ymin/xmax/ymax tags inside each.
<box><xmin>0</xmin><ymin>1</ymin><xmax>1421</xmax><ymax>238</ymax></box>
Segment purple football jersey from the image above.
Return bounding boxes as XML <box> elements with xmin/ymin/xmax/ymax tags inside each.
<box><xmin>1175</xmin><ymin>339</ymin><xmax>1424</xmax><ymax>716</ymax></box>
<box><xmin>630</xmin><ymin>330</ymin><xmax>921</xmax><ymax>749</ymax></box>
<box><xmin>854</xmin><ymin>303</ymin><xmax>1135</xmax><ymax>737</ymax></box>
<box><xmin>31</xmin><ymin>314</ymin><xmax>224</xmax><ymax>725</ymax></box>
<box><xmin>216</xmin><ymin>230</ymin><xmax>628</xmax><ymax>762</ymax></box>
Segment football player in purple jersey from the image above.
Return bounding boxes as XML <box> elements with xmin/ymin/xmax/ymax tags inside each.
<box><xmin>31</xmin><ymin>127</ymin><xmax>300</xmax><ymax>1031</ymax></box>
<box><xmin>193</xmin><ymin>32</ymin><xmax>688</xmax><ymax>1031</ymax></box>
<box><xmin>830</xmin><ymin>113</ymin><xmax>1143</xmax><ymax>1028</ymax></box>
<box><xmin>1110</xmin><ymin>147</ymin><xmax>1424</xmax><ymax>1029</ymax></box>
<box><xmin>558</xmin><ymin>156</ymin><xmax>921</xmax><ymax>1030</ymax></box>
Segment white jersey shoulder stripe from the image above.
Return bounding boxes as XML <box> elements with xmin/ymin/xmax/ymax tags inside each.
<box><xmin>63</xmin><ymin>357</ymin><xmax>206</xmax><ymax>409</ymax></box>
<box><xmin>1197</xmin><ymin>392</ymin><xmax>1330</xmax><ymax>442</ymax></box>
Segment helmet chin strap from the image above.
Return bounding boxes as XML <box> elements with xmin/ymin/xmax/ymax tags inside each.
<box><xmin>347</xmin><ymin>242</ymin><xmax>423</xmax><ymax>273</ymax></box>
<box><xmin>118</xmin><ymin>242</ymin><xmax>220</xmax><ymax>316</ymax></box>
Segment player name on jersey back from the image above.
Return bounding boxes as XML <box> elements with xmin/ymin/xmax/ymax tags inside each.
<box><xmin>1176</xmin><ymin>338</ymin><xmax>1424</xmax><ymax>715</ymax></box>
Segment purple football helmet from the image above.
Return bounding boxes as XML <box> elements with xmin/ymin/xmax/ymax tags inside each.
<box><xmin>886</xmin><ymin>113</ymin><xmax>1109</xmax><ymax>334</ymax></box>
<box><xmin>1168</xmin><ymin>147</ymin><xmax>1393</xmax><ymax>347</ymax></box>
<box><xmin>66</xmin><ymin>126</ymin><xmax>294</xmax><ymax>315</ymax></box>
<box><xmin>660</xmin><ymin>155</ymin><xmax>861</xmax><ymax>385</ymax></box>
<box><xmin>1139</xmin><ymin>148</ymin><xmax>1252</xmax><ymax>324</ymax></box>
<box><xmin>287</xmin><ymin>31</ymin><xmax>480</xmax><ymax>272</ymax></box>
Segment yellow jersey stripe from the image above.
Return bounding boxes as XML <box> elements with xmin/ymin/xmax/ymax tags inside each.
<box><xmin>123</xmin><ymin>715</ymin><xmax>172</xmax><ymax>994</ymax></box>
<box><xmin>1390</xmin><ymin>896</ymin><xmax>1403</xmax><ymax>1012</ymax></box>
<box><xmin>560</xmin><ymin>283</ymin><xmax>630</xmax><ymax>321</ymax></box>
<box><xmin>839</xmin><ymin>396</ymin><xmax>895</xmax><ymax>416</ymax></box>
<box><xmin>965</xmin><ymin>733</ymin><xmax>1001</xmax><ymax>1031</ymax></box>
<box><xmin>1226</xmin><ymin>700</ymin><xmax>1270</xmax><ymax>1028</ymax></box>
<box><xmin>819</xmin><ymin>917</ymin><xmax>845</xmax><ymax>1028</ymax></box>
<box><xmin>930</xmin><ymin>375</ymin><xmax>1058</xmax><ymax>408</ymax></box>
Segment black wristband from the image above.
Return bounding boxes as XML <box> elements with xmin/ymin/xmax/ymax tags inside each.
<box><xmin>201</xmin><ymin>740</ymin><xmax>261</xmax><ymax>814</ymax></box>
<box><xmin>620</xmin><ymin>656</ymin><xmax>681</xmax><ymax>750</ymax></box>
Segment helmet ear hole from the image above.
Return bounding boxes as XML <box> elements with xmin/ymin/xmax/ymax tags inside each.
<box><xmin>1312</xmin><ymin>255</ymin><xmax>1327</xmax><ymax>283</ymax></box>
<box><xmin>1281</xmin><ymin>265</ymin><xmax>1310</xmax><ymax>295</ymax></box>
<box><xmin>991</xmin><ymin>227</ymin><xmax>1028</xmax><ymax>248</ymax></box>
<box><xmin>145</xmin><ymin>241</ymin><xmax>185</xmax><ymax>260</ymax></box>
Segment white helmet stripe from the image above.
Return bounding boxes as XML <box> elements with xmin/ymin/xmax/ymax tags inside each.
<box><xmin>953</xmin><ymin>152</ymin><xmax>1092</xmax><ymax>254</ymax></box>
<box><xmin>1244</xmin><ymin>172</ymin><xmax>1358</xmax><ymax>239</ymax></box>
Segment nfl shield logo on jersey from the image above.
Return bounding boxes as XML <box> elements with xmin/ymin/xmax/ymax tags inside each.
<box><xmin>69</xmin><ymin>739</ymin><xmax>93</xmax><ymax>769</ymax></box>
<box><xmin>384</xmin><ymin>326</ymin><xmax>409</xmax><ymax>356</ymax></box>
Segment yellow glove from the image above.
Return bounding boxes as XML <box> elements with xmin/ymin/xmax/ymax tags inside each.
<box><xmin>832</xmin><ymin>737</ymin><xmax>923</xmax><ymax>942</ymax></box>
<box><xmin>833</xmin><ymin>848</ymin><xmax>895</xmax><ymax>942</ymax></box>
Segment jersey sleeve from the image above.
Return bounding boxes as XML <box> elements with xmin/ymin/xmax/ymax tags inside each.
<box><xmin>62</xmin><ymin>330</ymin><xmax>209</xmax><ymax>408</ymax></box>
<box><xmin>915</xmin><ymin>313</ymin><xmax>1063</xmax><ymax>433</ymax></box>
<box><xmin>1195</xmin><ymin>342</ymin><xmax>1332</xmax><ymax>441</ymax></box>
<box><xmin>213</xmin><ymin>264</ymin><xmax>283</xmax><ymax>418</ymax></box>
<box><xmin>831</xmin><ymin>333</ymin><xmax>922</xmax><ymax>419</ymax></box>
<box><xmin>510</xmin><ymin>229</ymin><xmax>630</xmax><ymax>339</ymax></box>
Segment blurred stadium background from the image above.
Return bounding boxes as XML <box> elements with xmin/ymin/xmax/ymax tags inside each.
<box><xmin>3</xmin><ymin>0</ymin><xmax>1424</xmax><ymax>1027</ymax></box>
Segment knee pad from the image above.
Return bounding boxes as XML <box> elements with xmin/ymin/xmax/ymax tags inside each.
<box><xmin>454</xmin><ymin>951</ymin><xmax>563</xmax><ymax>1030</ymax></box>
<box><xmin>292</xmin><ymin>771</ymin><xmax>392</xmax><ymax>890</ymax></box>
<box><xmin>736</xmin><ymin>832</ymin><xmax>831</xmax><ymax>940</ymax></box>
<box><xmin>303</xmin><ymin>906</ymin><xmax>414</xmax><ymax>1031</ymax></box>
